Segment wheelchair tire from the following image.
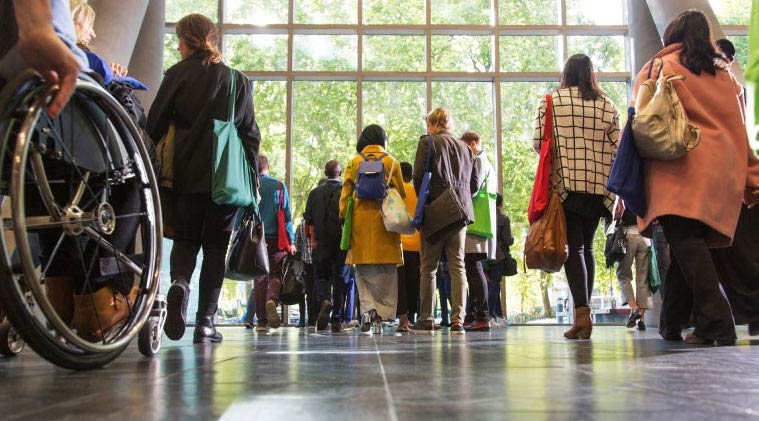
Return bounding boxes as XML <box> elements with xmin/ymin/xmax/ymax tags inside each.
<box><xmin>137</xmin><ymin>319</ymin><xmax>161</xmax><ymax>357</ymax></box>
<box><xmin>0</xmin><ymin>319</ymin><xmax>25</xmax><ymax>357</ymax></box>
<box><xmin>0</xmin><ymin>72</ymin><xmax>161</xmax><ymax>370</ymax></box>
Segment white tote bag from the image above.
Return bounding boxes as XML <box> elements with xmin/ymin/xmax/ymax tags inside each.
<box><xmin>380</xmin><ymin>160</ymin><xmax>416</xmax><ymax>235</ymax></box>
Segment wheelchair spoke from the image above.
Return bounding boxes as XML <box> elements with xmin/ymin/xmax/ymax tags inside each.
<box><xmin>82</xmin><ymin>227</ymin><xmax>143</xmax><ymax>276</ymax></box>
<box><xmin>40</xmin><ymin>231</ymin><xmax>67</xmax><ymax>281</ymax></box>
<box><xmin>72</xmin><ymin>230</ymin><xmax>108</xmax><ymax>345</ymax></box>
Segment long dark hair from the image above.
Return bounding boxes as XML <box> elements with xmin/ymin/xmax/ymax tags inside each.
<box><xmin>662</xmin><ymin>10</ymin><xmax>720</xmax><ymax>76</ymax></box>
<box><xmin>560</xmin><ymin>54</ymin><xmax>601</xmax><ymax>101</ymax></box>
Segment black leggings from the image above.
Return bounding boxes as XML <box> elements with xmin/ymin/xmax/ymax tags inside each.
<box><xmin>170</xmin><ymin>193</ymin><xmax>236</xmax><ymax>317</ymax></box>
<box><xmin>563</xmin><ymin>207</ymin><xmax>601</xmax><ymax>308</ymax></box>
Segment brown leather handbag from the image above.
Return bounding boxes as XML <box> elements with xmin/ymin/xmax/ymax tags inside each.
<box><xmin>524</xmin><ymin>95</ymin><xmax>568</xmax><ymax>272</ymax></box>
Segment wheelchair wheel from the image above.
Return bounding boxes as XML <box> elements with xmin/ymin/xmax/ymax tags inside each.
<box><xmin>0</xmin><ymin>71</ymin><xmax>162</xmax><ymax>370</ymax></box>
<box><xmin>137</xmin><ymin>319</ymin><xmax>161</xmax><ymax>357</ymax></box>
<box><xmin>0</xmin><ymin>319</ymin><xmax>25</xmax><ymax>356</ymax></box>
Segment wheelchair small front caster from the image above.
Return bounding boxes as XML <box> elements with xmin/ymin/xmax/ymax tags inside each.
<box><xmin>0</xmin><ymin>319</ymin><xmax>25</xmax><ymax>357</ymax></box>
<box><xmin>138</xmin><ymin>320</ymin><xmax>162</xmax><ymax>357</ymax></box>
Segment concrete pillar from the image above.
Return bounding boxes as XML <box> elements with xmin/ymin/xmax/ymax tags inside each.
<box><xmin>89</xmin><ymin>0</ymin><xmax>150</xmax><ymax>69</ymax></box>
<box><xmin>128</xmin><ymin>0</ymin><xmax>165</xmax><ymax>110</ymax></box>
<box><xmin>628</xmin><ymin>0</ymin><xmax>662</xmax><ymax>77</ymax></box>
<box><xmin>645</xmin><ymin>0</ymin><xmax>745</xmax><ymax>83</ymax></box>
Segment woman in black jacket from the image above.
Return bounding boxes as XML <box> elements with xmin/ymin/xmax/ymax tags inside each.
<box><xmin>147</xmin><ymin>13</ymin><xmax>260</xmax><ymax>344</ymax></box>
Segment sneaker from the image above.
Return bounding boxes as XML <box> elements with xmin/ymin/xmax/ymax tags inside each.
<box><xmin>165</xmin><ymin>279</ymin><xmax>190</xmax><ymax>340</ymax></box>
<box><xmin>361</xmin><ymin>310</ymin><xmax>376</xmax><ymax>333</ymax></box>
<box><xmin>450</xmin><ymin>322</ymin><xmax>464</xmax><ymax>333</ymax></box>
<box><xmin>255</xmin><ymin>325</ymin><xmax>269</xmax><ymax>333</ymax></box>
<box><xmin>409</xmin><ymin>320</ymin><xmax>440</xmax><ymax>333</ymax></box>
<box><xmin>331</xmin><ymin>322</ymin><xmax>343</xmax><ymax>333</ymax></box>
<box><xmin>316</xmin><ymin>300</ymin><xmax>333</xmax><ymax>331</ymax></box>
<box><xmin>637</xmin><ymin>320</ymin><xmax>646</xmax><ymax>331</ymax></box>
<box><xmin>244</xmin><ymin>322</ymin><xmax>254</xmax><ymax>329</ymax></box>
<box><xmin>348</xmin><ymin>320</ymin><xmax>359</xmax><ymax>328</ymax></box>
<box><xmin>626</xmin><ymin>309</ymin><xmax>641</xmax><ymax>328</ymax></box>
<box><xmin>465</xmin><ymin>320</ymin><xmax>491</xmax><ymax>332</ymax></box>
<box><xmin>266</xmin><ymin>300</ymin><xmax>281</xmax><ymax>329</ymax></box>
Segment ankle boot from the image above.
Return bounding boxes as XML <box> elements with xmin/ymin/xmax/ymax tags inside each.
<box><xmin>193</xmin><ymin>314</ymin><xmax>223</xmax><ymax>344</ymax></box>
<box><xmin>563</xmin><ymin>306</ymin><xmax>593</xmax><ymax>340</ymax></box>
<box><xmin>73</xmin><ymin>286</ymin><xmax>138</xmax><ymax>342</ymax></box>
<box><xmin>45</xmin><ymin>276</ymin><xmax>74</xmax><ymax>324</ymax></box>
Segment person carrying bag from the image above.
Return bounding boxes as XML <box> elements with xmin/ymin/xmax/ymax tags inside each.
<box><xmin>525</xmin><ymin>94</ymin><xmax>568</xmax><ymax>273</ymax></box>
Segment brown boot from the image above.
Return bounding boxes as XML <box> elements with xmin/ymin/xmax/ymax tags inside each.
<box><xmin>45</xmin><ymin>276</ymin><xmax>74</xmax><ymax>324</ymax></box>
<box><xmin>563</xmin><ymin>306</ymin><xmax>593</xmax><ymax>340</ymax></box>
<box><xmin>73</xmin><ymin>286</ymin><xmax>138</xmax><ymax>342</ymax></box>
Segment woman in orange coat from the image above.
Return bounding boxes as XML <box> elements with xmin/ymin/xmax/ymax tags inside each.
<box><xmin>632</xmin><ymin>10</ymin><xmax>759</xmax><ymax>345</ymax></box>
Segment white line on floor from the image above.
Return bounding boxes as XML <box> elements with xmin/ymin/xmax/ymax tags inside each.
<box><xmin>374</xmin><ymin>335</ymin><xmax>399</xmax><ymax>421</ymax></box>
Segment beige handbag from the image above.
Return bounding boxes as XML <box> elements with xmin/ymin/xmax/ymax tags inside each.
<box><xmin>632</xmin><ymin>58</ymin><xmax>701</xmax><ymax>160</ymax></box>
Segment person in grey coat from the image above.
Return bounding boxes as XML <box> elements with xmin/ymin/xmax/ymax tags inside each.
<box><xmin>411</xmin><ymin>108</ymin><xmax>477</xmax><ymax>333</ymax></box>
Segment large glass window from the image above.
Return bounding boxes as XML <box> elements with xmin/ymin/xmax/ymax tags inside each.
<box><xmin>293</xmin><ymin>35</ymin><xmax>357</xmax><ymax>71</ymax></box>
<box><xmin>226</xmin><ymin>35</ymin><xmax>288</xmax><ymax>71</ymax></box>
<box><xmin>292</xmin><ymin>81</ymin><xmax>357</xmax><ymax>218</ymax></box>
<box><xmin>362</xmin><ymin>82</ymin><xmax>427</xmax><ymax>163</ymax></box>
<box><xmin>431</xmin><ymin>36</ymin><xmax>493</xmax><ymax>72</ymax></box>
<box><xmin>363</xmin><ymin>36</ymin><xmax>426</xmax><ymax>72</ymax></box>
<box><xmin>709</xmin><ymin>0</ymin><xmax>751</xmax><ymax>25</ymax></box>
<box><xmin>163</xmin><ymin>0</ymin><xmax>645</xmax><ymax>325</ymax></box>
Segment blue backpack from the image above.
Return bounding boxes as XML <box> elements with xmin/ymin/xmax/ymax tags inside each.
<box><xmin>355</xmin><ymin>153</ymin><xmax>388</xmax><ymax>200</ymax></box>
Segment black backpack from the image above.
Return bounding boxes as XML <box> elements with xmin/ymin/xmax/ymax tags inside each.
<box><xmin>320</xmin><ymin>185</ymin><xmax>342</xmax><ymax>249</ymax></box>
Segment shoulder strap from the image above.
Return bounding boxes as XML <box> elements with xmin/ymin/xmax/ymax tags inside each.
<box><xmin>646</xmin><ymin>57</ymin><xmax>663</xmax><ymax>80</ymax></box>
<box><xmin>228</xmin><ymin>67</ymin><xmax>237</xmax><ymax>121</ymax></box>
<box><xmin>278</xmin><ymin>181</ymin><xmax>284</xmax><ymax>211</ymax></box>
<box><xmin>386</xmin><ymin>157</ymin><xmax>398</xmax><ymax>188</ymax></box>
<box><xmin>545</xmin><ymin>93</ymin><xmax>560</xmax><ymax>191</ymax></box>
<box><xmin>425</xmin><ymin>135</ymin><xmax>432</xmax><ymax>172</ymax></box>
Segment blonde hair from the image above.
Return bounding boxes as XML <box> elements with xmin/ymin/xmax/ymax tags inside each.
<box><xmin>426</xmin><ymin>108</ymin><xmax>452</xmax><ymax>132</ymax></box>
<box><xmin>176</xmin><ymin>14</ymin><xmax>222</xmax><ymax>67</ymax></box>
<box><xmin>70</xmin><ymin>0</ymin><xmax>96</xmax><ymax>46</ymax></box>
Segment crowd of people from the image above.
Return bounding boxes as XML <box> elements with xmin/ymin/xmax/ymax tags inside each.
<box><xmin>5</xmin><ymin>1</ymin><xmax>759</xmax><ymax>348</ymax></box>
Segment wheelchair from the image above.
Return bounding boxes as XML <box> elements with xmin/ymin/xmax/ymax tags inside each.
<box><xmin>0</xmin><ymin>70</ymin><xmax>164</xmax><ymax>369</ymax></box>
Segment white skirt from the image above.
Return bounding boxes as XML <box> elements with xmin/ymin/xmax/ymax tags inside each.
<box><xmin>354</xmin><ymin>264</ymin><xmax>398</xmax><ymax>320</ymax></box>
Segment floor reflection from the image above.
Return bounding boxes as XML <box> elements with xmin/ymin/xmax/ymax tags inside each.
<box><xmin>2</xmin><ymin>326</ymin><xmax>759</xmax><ymax>419</ymax></box>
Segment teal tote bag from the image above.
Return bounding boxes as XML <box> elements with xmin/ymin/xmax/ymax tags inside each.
<box><xmin>212</xmin><ymin>67</ymin><xmax>255</xmax><ymax>207</ymax></box>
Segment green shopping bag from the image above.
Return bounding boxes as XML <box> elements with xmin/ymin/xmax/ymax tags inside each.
<box><xmin>648</xmin><ymin>234</ymin><xmax>661</xmax><ymax>294</ymax></box>
<box><xmin>467</xmin><ymin>174</ymin><xmax>496</xmax><ymax>238</ymax></box>
<box><xmin>340</xmin><ymin>195</ymin><xmax>354</xmax><ymax>251</ymax></box>
<box><xmin>212</xmin><ymin>68</ymin><xmax>255</xmax><ymax>207</ymax></box>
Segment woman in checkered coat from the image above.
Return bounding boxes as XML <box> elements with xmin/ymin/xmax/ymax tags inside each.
<box><xmin>532</xmin><ymin>54</ymin><xmax>620</xmax><ymax>340</ymax></box>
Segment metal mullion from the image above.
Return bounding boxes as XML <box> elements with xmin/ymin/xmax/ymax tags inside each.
<box><xmin>493</xmin><ymin>0</ymin><xmax>503</xmax><ymax>194</ymax></box>
<box><xmin>286</xmin><ymin>0</ymin><xmax>294</xmax><ymax>192</ymax></box>
<box><xmin>357</xmin><ymin>0</ymin><xmax>363</xmax><ymax>138</ymax></box>
<box><xmin>241</xmin><ymin>71</ymin><xmax>628</xmax><ymax>81</ymax></box>
<box><xmin>223</xmin><ymin>26</ymin><xmax>289</xmax><ymax>35</ymax></box>
<box><xmin>425</xmin><ymin>0</ymin><xmax>432</xmax><ymax>114</ymax></box>
<box><xmin>218</xmin><ymin>0</ymin><xmax>225</xmax><ymax>57</ymax></box>
<box><xmin>560</xmin><ymin>0</ymin><xmax>567</xmax><ymax>64</ymax></box>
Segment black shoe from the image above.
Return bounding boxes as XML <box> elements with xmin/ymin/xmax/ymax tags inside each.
<box><xmin>749</xmin><ymin>321</ymin><xmax>759</xmax><ymax>336</ymax></box>
<box><xmin>165</xmin><ymin>279</ymin><xmax>190</xmax><ymax>340</ymax></box>
<box><xmin>626</xmin><ymin>309</ymin><xmax>641</xmax><ymax>328</ymax></box>
<box><xmin>439</xmin><ymin>320</ymin><xmax>451</xmax><ymax>327</ymax></box>
<box><xmin>193</xmin><ymin>315</ymin><xmax>223</xmax><ymax>344</ymax></box>
<box><xmin>660</xmin><ymin>328</ymin><xmax>682</xmax><ymax>341</ymax></box>
<box><xmin>637</xmin><ymin>320</ymin><xmax>646</xmax><ymax>331</ymax></box>
<box><xmin>316</xmin><ymin>300</ymin><xmax>333</xmax><ymax>331</ymax></box>
<box><xmin>361</xmin><ymin>310</ymin><xmax>376</xmax><ymax>333</ymax></box>
<box><xmin>331</xmin><ymin>322</ymin><xmax>342</xmax><ymax>333</ymax></box>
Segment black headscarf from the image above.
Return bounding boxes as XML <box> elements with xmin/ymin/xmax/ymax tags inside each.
<box><xmin>356</xmin><ymin>124</ymin><xmax>387</xmax><ymax>153</ymax></box>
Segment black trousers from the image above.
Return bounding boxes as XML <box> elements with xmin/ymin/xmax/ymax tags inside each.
<box><xmin>314</xmin><ymin>247</ymin><xmax>349</xmax><ymax>323</ymax></box>
<box><xmin>170</xmin><ymin>193</ymin><xmax>236</xmax><ymax>317</ymax></box>
<box><xmin>562</xmin><ymin>207</ymin><xmax>601</xmax><ymax>308</ymax></box>
<box><xmin>465</xmin><ymin>253</ymin><xmax>489</xmax><ymax>321</ymax></box>
<box><xmin>658</xmin><ymin>215</ymin><xmax>736</xmax><ymax>341</ymax></box>
<box><xmin>396</xmin><ymin>250</ymin><xmax>420</xmax><ymax>321</ymax></box>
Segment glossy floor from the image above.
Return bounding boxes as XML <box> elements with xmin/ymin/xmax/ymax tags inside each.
<box><xmin>2</xmin><ymin>325</ymin><xmax>759</xmax><ymax>420</ymax></box>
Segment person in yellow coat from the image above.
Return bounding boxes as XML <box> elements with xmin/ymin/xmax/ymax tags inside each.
<box><xmin>339</xmin><ymin>124</ymin><xmax>405</xmax><ymax>333</ymax></box>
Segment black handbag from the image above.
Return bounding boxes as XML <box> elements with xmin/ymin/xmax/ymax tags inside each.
<box><xmin>225</xmin><ymin>209</ymin><xmax>269</xmax><ymax>280</ymax></box>
<box><xmin>279</xmin><ymin>255</ymin><xmax>305</xmax><ymax>305</ymax></box>
<box><xmin>503</xmin><ymin>253</ymin><xmax>518</xmax><ymax>277</ymax></box>
<box><xmin>604</xmin><ymin>223</ymin><xmax>627</xmax><ymax>268</ymax></box>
